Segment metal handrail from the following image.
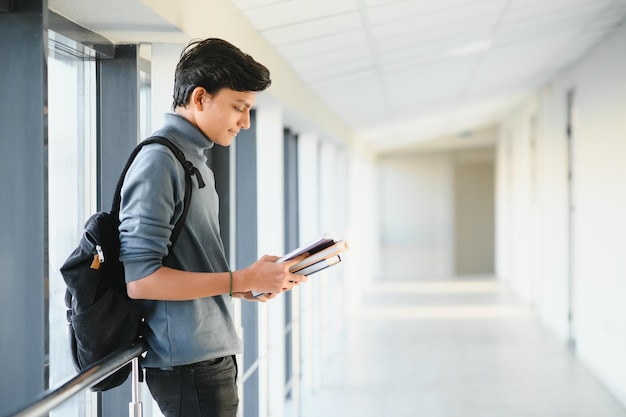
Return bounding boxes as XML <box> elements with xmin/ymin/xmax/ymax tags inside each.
<box><xmin>4</xmin><ymin>341</ymin><xmax>148</xmax><ymax>417</ymax></box>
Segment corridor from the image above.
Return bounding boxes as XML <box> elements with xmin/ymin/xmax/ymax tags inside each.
<box><xmin>302</xmin><ymin>277</ymin><xmax>626</xmax><ymax>417</ymax></box>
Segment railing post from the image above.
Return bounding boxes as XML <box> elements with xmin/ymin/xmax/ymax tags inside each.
<box><xmin>128</xmin><ymin>357</ymin><xmax>143</xmax><ymax>417</ymax></box>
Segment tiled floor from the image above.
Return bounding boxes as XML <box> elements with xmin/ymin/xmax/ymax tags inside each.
<box><xmin>301</xmin><ymin>277</ymin><xmax>626</xmax><ymax>417</ymax></box>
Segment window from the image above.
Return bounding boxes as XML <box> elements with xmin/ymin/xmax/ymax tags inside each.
<box><xmin>47</xmin><ymin>29</ymin><xmax>98</xmax><ymax>416</ymax></box>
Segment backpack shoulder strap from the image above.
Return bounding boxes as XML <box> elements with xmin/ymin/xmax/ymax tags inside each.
<box><xmin>110</xmin><ymin>136</ymin><xmax>206</xmax><ymax>249</ymax></box>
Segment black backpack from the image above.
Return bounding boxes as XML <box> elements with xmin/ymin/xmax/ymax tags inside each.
<box><xmin>60</xmin><ymin>136</ymin><xmax>205</xmax><ymax>391</ymax></box>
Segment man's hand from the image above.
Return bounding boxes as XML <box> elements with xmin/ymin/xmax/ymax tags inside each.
<box><xmin>237</xmin><ymin>254</ymin><xmax>309</xmax><ymax>295</ymax></box>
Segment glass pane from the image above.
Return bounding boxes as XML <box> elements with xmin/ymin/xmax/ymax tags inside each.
<box><xmin>47</xmin><ymin>30</ymin><xmax>98</xmax><ymax>417</ymax></box>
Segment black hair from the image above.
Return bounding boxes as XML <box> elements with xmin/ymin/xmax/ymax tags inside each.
<box><xmin>172</xmin><ymin>38</ymin><xmax>272</xmax><ymax>110</ymax></box>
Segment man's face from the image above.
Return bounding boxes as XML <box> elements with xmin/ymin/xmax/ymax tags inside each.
<box><xmin>196</xmin><ymin>88</ymin><xmax>257</xmax><ymax>147</ymax></box>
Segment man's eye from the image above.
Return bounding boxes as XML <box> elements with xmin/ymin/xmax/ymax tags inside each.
<box><xmin>234</xmin><ymin>106</ymin><xmax>244</xmax><ymax>113</ymax></box>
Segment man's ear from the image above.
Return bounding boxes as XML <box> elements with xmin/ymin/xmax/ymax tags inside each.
<box><xmin>191</xmin><ymin>87</ymin><xmax>210</xmax><ymax>110</ymax></box>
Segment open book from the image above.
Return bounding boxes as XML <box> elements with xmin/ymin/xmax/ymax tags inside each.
<box><xmin>252</xmin><ymin>235</ymin><xmax>349</xmax><ymax>298</ymax></box>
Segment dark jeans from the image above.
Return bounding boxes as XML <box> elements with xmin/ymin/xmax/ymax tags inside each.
<box><xmin>145</xmin><ymin>356</ymin><xmax>239</xmax><ymax>417</ymax></box>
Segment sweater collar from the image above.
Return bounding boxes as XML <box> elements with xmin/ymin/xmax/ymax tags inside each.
<box><xmin>158</xmin><ymin>113</ymin><xmax>216</xmax><ymax>153</ymax></box>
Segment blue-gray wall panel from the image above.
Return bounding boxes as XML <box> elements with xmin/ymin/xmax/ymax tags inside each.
<box><xmin>97</xmin><ymin>44</ymin><xmax>140</xmax><ymax>417</ymax></box>
<box><xmin>283</xmin><ymin>128</ymin><xmax>299</xmax><ymax>395</ymax></box>
<box><xmin>207</xmin><ymin>145</ymin><xmax>232</xmax><ymax>259</ymax></box>
<box><xmin>0</xmin><ymin>0</ymin><xmax>47</xmax><ymax>414</ymax></box>
<box><xmin>98</xmin><ymin>45</ymin><xmax>140</xmax><ymax>211</ymax></box>
<box><xmin>235</xmin><ymin>111</ymin><xmax>260</xmax><ymax>417</ymax></box>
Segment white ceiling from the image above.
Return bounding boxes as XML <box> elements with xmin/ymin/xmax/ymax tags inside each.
<box><xmin>50</xmin><ymin>0</ymin><xmax>626</xmax><ymax>153</ymax></box>
<box><xmin>231</xmin><ymin>0</ymin><xmax>626</xmax><ymax>152</ymax></box>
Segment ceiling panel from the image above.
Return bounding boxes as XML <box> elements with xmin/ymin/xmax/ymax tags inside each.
<box><xmin>544</xmin><ymin>25</ymin><xmax>621</xmax><ymax>73</ymax></box>
<box><xmin>261</xmin><ymin>11</ymin><xmax>363</xmax><ymax>45</ymax></box>
<box><xmin>319</xmin><ymin>86</ymin><xmax>389</xmax><ymax>126</ymax></box>
<box><xmin>499</xmin><ymin>2</ymin><xmax>614</xmax><ymax>36</ymax></box>
<box><xmin>369</xmin><ymin>7</ymin><xmax>503</xmax><ymax>40</ymax></box>
<box><xmin>365</xmin><ymin>0</ymin><xmax>503</xmax><ymax>14</ymax></box>
<box><xmin>505</xmin><ymin>0</ymin><xmax>610</xmax><ymax>20</ymax></box>
<box><xmin>380</xmin><ymin>60</ymin><xmax>476</xmax><ymax>122</ymax></box>
<box><xmin>313</xmin><ymin>67</ymin><xmax>380</xmax><ymax>90</ymax></box>
<box><xmin>376</xmin><ymin>35</ymin><xmax>491</xmax><ymax>72</ymax></box>
<box><xmin>276</xmin><ymin>29</ymin><xmax>368</xmax><ymax>60</ymax></box>
<box><xmin>374</xmin><ymin>17</ymin><xmax>493</xmax><ymax>50</ymax></box>
<box><xmin>470</xmin><ymin>33</ymin><xmax>578</xmax><ymax>89</ymax></box>
<box><xmin>238</xmin><ymin>0</ymin><xmax>359</xmax><ymax>31</ymax></box>
<box><xmin>289</xmin><ymin>44</ymin><xmax>372</xmax><ymax>72</ymax></box>
<box><xmin>290</xmin><ymin>52</ymin><xmax>374</xmax><ymax>83</ymax></box>
<box><xmin>383</xmin><ymin>56</ymin><xmax>476</xmax><ymax>99</ymax></box>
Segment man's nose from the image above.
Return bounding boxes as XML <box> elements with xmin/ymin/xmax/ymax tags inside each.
<box><xmin>238</xmin><ymin>110</ymin><xmax>251</xmax><ymax>129</ymax></box>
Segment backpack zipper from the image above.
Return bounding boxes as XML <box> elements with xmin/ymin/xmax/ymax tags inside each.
<box><xmin>96</xmin><ymin>244</ymin><xmax>105</xmax><ymax>263</ymax></box>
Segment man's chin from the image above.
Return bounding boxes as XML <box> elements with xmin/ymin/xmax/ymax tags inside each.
<box><xmin>213</xmin><ymin>137</ymin><xmax>233</xmax><ymax>147</ymax></box>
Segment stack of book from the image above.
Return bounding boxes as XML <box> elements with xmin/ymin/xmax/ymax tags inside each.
<box><xmin>282</xmin><ymin>236</ymin><xmax>349</xmax><ymax>276</ymax></box>
<box><xmin>252</xmin><ymin>235</ymin><xmax>349</xmax><ymax>297</ymax></box>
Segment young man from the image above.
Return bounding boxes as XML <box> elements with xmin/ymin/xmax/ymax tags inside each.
<box><xmin>118</xmin><ymin>38</ymin><xmax>306</xmax><ymax>417</ymax></box>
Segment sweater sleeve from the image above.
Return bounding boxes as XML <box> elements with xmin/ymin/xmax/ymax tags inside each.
<box><xmin>118</xmin><ymin>144</ymin><xmax>186</xmax><ymax>282</ymax></box>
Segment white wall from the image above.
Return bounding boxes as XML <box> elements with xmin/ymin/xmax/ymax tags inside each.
<box><xmin>150</xmin><ymin>43</ymin><xmax>183</xmax><ymax>131</ymax></box>
<box><xmin>497</xmin><ymin>97</ymin><xmax>572</xmax><ymax>340</ymax></box>
<box><xmin>496</xmin><ymin>20</ymin><xmax>626</xmax><ymax>407</ymax></box>
<box><xmin>345</xmin><ymin>148</ymin><xmax>379</xmax><ymax>309</ymax></box>
<box><xmin>497</xmin><ymin>101</ymin><xmax>542</xmax><ymax>305</ymax></box>
<box><xmin>378</xmin><ymin>152</ymin><xmax>455</xmax><ymax>279</ymax></box>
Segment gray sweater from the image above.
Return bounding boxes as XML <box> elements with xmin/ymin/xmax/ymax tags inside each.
<box><xmin>119</xmin><ymin>113</ymin><xmax>241</xmax><ymax>368</ymax></box>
